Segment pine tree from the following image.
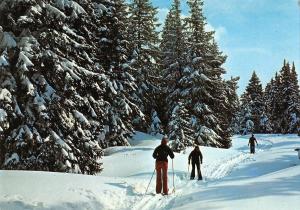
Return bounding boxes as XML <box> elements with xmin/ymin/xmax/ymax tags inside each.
<box><xmin>127</xmin><ymin>0</ymin><xmax>161</xmax><ymax>132</ymax></box>
<box><xmin>270</xmin><ymin>72</ymin><xmax>283</xmax><ymax>133</ymax></box>
<box><xmin>148</xmin><ymin>110</ymin><xmax>162</xmax><ymax>135</ymax></box>
<box><xmin>97</xmin><ymin>0</ymin><xmax>145</xmax><ymax>146</ymax></box>
<box><xmin>278</xmin><ymin>61</ymin><xmax>293</xmax><ymax>133</ymax></box>
<box><xmin>225</xmin><ymin>77</ymin><xmax>240</xmax><ymax>135</ymax></box>
<box><xmin>286</xmin><ymin>62</ymin><xmax>300</xmax><ymax>133</ymax></box>
<box><xmin>275</xmin><ymin>61</ymin><xmax>300</xmax><ymax>133</ymax></box>
<box><xmin>160</xmin><ymin>0</ymin><xmax>191</xmax><ymax>148</ymax></box>
<box><xmin>168</xmin><ymin>101</ymin><xmax>194</xmax><ymax>152</ymax></box>
<box><xmin>179</xmin><ymin>0</ymin><xmax>232</xmax><ymax>148</ymax></box>
<box><xmin>0</xmin><ymin>0</ymin><xmax>107</xmax><ymax>174</ymax></box>
<box><xmin>240</xmin><ymin>71</ymin><xmax>264</xmax><ymax>134</ymax></box>
<box><xmin>0</xmin><ymin>0</ymin><xmax>144</xmax><ymax>174</ymax></box>
<box><xmin>262</xmin><ymin>78</ymin><xmax>275</xmax><ymax>133</ymax></box>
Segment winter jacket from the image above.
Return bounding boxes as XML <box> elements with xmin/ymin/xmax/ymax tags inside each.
<box><xmin>188</xmin><ymin>150</ymin><xmax>203</xmax><ymax>164</ymax></box>
<box><xmin>153</xmin><ymin>144</ymin><xmax>174</xmax><ymax>162</ymax></box>
<box><xmin>249</xmin><ymin>137</ymin><xmax>257</xmax><ymax>146</ymax></box>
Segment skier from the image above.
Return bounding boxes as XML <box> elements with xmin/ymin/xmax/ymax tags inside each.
<box><xmin>152</xmin><ymin>136</ymin><xmax>175</xmax><ymax>195</ymax></box>
<box><xmin>248</xmin><ymin>134</ymin><xmax>258</xmax><ymax>154</ymax></box>
<box><xmin>188</xmin><ymin>145</ymin><xmax>203</xmax><ymax>180</ymax></box>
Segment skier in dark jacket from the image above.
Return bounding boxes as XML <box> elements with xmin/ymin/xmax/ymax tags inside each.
<box><xmin>188</xmin><ymin>146</ymin><xmax>203</xmax><ymax>180</ymax></box>
<box><xmin>248</xmin><ymin>134</ymin><xmax>258</xmax><ymax>154</ymax></box>
<box><xmin>152</xmin><ymin>136</ymin><xmax>174</xmax><ymax>195</ymax></box>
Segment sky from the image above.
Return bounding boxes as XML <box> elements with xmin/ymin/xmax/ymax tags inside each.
<box><xmin>152</xmin><ymin>0</ymin><xmax>300</xmax><ymax>94</ymax></box>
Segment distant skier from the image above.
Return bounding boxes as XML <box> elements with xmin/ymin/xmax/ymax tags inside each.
<box><xmin>188</xmin><ymin>146</ymin><xmax>203</xmax><ymax>180</ymax></box>
<box><xmin>248</xmin><ymin>134</ymin><xmax>258</xmax><ymax>154</ymax></box>
<box><xmin>152</xmin><ymin>136</ymin><xmax>175</xmax><ymax>195</ymax></box>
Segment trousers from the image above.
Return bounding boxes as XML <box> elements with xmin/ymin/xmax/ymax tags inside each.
<box><xmin>190</xmin><ymin>162</ymin><xmax>202</xmax><ymax>180</ymax></box>
<box><xmin>250</xmin><ymin>145</ymin><xmax>255</xmax><ymax>154</ymax></box>
<box><xmin>156</xmin><ymin>161</ymin><xmax>168</xmax><ymax>194</ymax></box>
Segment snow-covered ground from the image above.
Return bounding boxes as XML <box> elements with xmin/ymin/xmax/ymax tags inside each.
<box><xmin>1</xmin><ymin>132</ymin><xmax>300</xmax><ymax>210</ymax></box>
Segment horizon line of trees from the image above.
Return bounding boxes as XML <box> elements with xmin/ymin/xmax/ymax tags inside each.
<box><xmin>235</xmin><ymin>60</ymin><xmax>300</xmax><ymax>136</ymax></box>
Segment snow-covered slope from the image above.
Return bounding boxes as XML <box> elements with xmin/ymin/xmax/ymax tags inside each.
<box><xmin>1</xmin><ymin>134</ymin><xmax>300</xmax><ymax>210</ymax></box>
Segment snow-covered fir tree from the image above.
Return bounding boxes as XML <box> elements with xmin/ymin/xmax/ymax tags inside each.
<box><xmin>261</xmin><ymin>78</ymin><xmax>274</xmax><ymax>133</ymax></box>
<box><xmin>225</xmin><ymin>77</ymin><xmax>241</xmax><ymax>135</ymax></box>
<box><xmin>239</xmin><ymin>71</ymin><xmax>264</xmax><ymax>134</ymax></box>
<box><xmin>0</xmin><ymin>0</ymin><xmax>144</xmax><ymax>174</ymax></box>
<box><xmin>127</xmin><ymin>0</ymin><xmax>161</xmax><ymax>132</ymax></box>
<box><xmin>281</xmin><ymin>62</ymin><xmax>300</xmax><ymax>133</ymax></box>
<box><xmin>241</xmin><ymin>60</ymin><xmax>300</xmax><ymax>135</ymax></box>
<box><xmin>148</xmin><ymin>109</ymin><xmax>162</xmax><ymax>135</ymax></box>
<box><xmin>168</xmin><ymin>101</ymin><xmax>194</xmax><ymax>152</ymax></box>
<box><xmin>97</xmin><ymin>0</ymin><xmax>145</xmax><ymax>146</ymax></box>
<box><xmin>289</xmin><ymin>63</ymin><xmax>300</xmax><ymax>133</ymax></box>
<box><xmin>179</xmin><ymin>0</ymin><xmax>233</xmax><ymax>148</ymax></box>
<box><xmin>239</xmin><ymin>91</ymin><xmax>254</xmax><ymax>135</ymax></box>
<box><xmin>267</xmin><ymin>61</ymin><xmax>300</xmax><ymax>133</ymax></box>
<box><xmin>269</xmin><ymin>72</ymin><xmax>283</xmax><ymax>133</ymax></box>
<box><xmin>160</xmin><ymin>0</ymin><xmax>191</xmax><ymax>147</ymax></box>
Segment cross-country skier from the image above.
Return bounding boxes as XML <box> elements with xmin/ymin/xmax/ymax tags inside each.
<box><xmin>248</xmin><ymin>134</ymin><xmax>258</xmax><ymax>154</ymax></box>
<box><xmin>188</xmin><ymin>146</ymin><xmax>203</xmax><ymax>180</ymax></box>
<box><xmin>152</xmin><ymin>136</ymin><xmax>174</xmax><ymax>195</ymax></box>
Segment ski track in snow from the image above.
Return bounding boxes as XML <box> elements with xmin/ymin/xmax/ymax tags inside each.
<box><xmin>93</xmin><ymin>137</ymin><xmax>274</xmax><ymax>210</ymax></box>
<box><xmin>128</xmin><ymin>138</ymin><xmax>274</xmax><ymax>210</ymax></box>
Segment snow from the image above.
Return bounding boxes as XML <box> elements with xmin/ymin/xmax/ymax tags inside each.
<box><xmin>21</xmin><ymin>76</ymin><xmax>35</xmax><ymax>95</ymax></box>
<box><xmin>55</xmin><ymin>0</ymin><xmax>86</xmax><ymax>15</ymax></box>
<box><xmin>0</xmin><ymin>88</ymin><xmax>12</xmax><ymax>102</ymax></box>
<box><xmin>94</xmin><ymin>3</ymin><xmax>108</xmax><ymax>16</ymax></box>
<box><xmin>29</xmin><ymin>5</ymin><xmax>42</xmax><ymax>15</ymax></box>
<box><xmin>0</xmin><ymin>52</ymin><xmax>9</xmax><ymax>66</ymax></box>
<box><xmin>45</xmin><ymin>4</ymin><xmax>67</xmax><ymax>19</ymax></box>
<box><xmin>73</xmin><ymin>110</ymin><xmax>90</xmax><ymax>126</ymax></box>
<box><xmin>1</xmin><ymin>133</ymin><xmax>300</xmax><ymax>210</ymax></box>
<box><xmin>17</xmin><ymin>51</ymin><xmax>34</xmax><ymax>71</ymax></box>
<box><xmin>63</xmin><ymin>26</ymin><xmax>84</xmax><ymax>40</ymax></box>
<box><xmin>4</xmin><ymin>153</ymin><xmax>19</xmax><ymax>165</ymax></box>
<box><xmin>51</xmin><ymin>130</ymin><xmax>72</xmax><ymax>151</ymax></box>
<box><xmin>17</xmin><ymin>15</ymin><xmax>34</xmax><ymax>24</ymax></box>
<box><xmin>0</xmin><ymin>108</ymin><xmax>7</xmax><ymax>122</ymax></box>
<box><xmin>0</xmin><ymin>32</ymin><xmax>17</xmax><ymax>48</ymax></box>
<box><xmin>33</xmin><ymin>94</ymin><xmax>47</xmax><ymax>112</ymax></box>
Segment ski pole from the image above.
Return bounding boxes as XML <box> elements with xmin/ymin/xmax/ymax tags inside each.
<box><xmin>188</xmin><ymin>163</ymin><xmax>190</xmax><ymax>180</ymax></box>
<box><xmin>172</xmin><ymin>159</ymin><xmax>175</xmax><ymax>193</ymax></box>
<box><xmin>145</xmin><ymin>168</ymin><xmax>156</xmax><ymax>195</ymax></box>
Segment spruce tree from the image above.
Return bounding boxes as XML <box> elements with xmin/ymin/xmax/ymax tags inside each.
<box><xmin>271</xmin><ymin>72</ymin><xmax>283</xmax><ymax>133</ymax></box>
<box><xmin>278</xmin><ymin>61</ymin><xmax>293</xmax><ymax>133</ymax></box>
<box><xmin>0</xmin><ymin>0</ymin><xmax>107</xmax><ymax>173</ymax></box>
<box><xmin>262</xmin><ymin>78</ymin><xmax>274</xmax><ymax>133</ymax></box>
<box><xmin>289</xmin><ymin>63</ymin><xmax>300</xmax><ymax>135</ymax></box>
<box><xmin>148</xmin><ymin>110</ymin><xmax>162</xmax><ymax>135</ymax></box>
<box><xmin>180</xmin><ymin>0</ymin><xmax>232</xmax><ymax>148</ymax></box>
<box><xmin>127</xmin><ymin>0</ymin><xmax>161</xmax><ymax>132</ymax></box>
<box><xmin>277</xmin><ymin>61</ymin><xmax>300</xmax><ymax>133</ymax></box>
<box><xmin>98</xmin><ymin>0</ymin><xmax>145</xmax><ymax>147</ymax></box>
<box><xmin>240</xmin><ymin>71</ymin><xmax>264</xmax><ymax>134</ymax></box>
<box><xmin>286</xmin><ymin>62</ymin><xmax>300</xmax><ymax>132</ymax></box>
<box><xmin>168</xmin><ymin>101</ymin><xmax>194</xmax><ymax>152</ymax></box>
<box><xmin>160</xmin><ymin>0</ymin><xmax>191</xmax><ymax>148</ymax></box>
<box><xmin>225</xmin><ymin>77</ymin><xmax>240</xmax><ymax>135</ymax></box>
<box><xmin>0</xmin><ymin>0</ymin><xmax>144</xmax><ymax>173</ymax></box>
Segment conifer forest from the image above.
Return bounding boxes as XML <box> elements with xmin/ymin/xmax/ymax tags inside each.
<box><xmin>0</xmin><ymin>0</ymin><xmax>299</xmax><ymax>174</ymax></box>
